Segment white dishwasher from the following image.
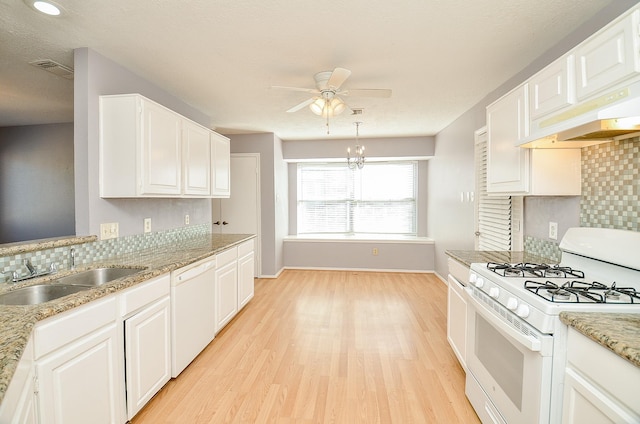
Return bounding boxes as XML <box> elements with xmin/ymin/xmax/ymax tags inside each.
<box><xmin>170</xmin><ymin>255</ymin><xmax>216</xmax><ymax>377</ymax></box>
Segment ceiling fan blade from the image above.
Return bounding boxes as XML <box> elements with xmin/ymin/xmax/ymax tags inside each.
<box><xmin>286</xmin><ymin>98</ymin><xmax>316</xmax><ymax>113</ymax></box>
<box><xmin>271</xmin><ymin>85</ymin><xmax>320</xmax><ymax>94</ymax></box>
<box><xmin>327</xmin><ymin>67</ymin><xmax>351</xmax><ymax>90</ymax></box>
<box><xmin>341</xmin><ymin>88</ymin><xmax>392</xmax><ymax>98</ymax></box>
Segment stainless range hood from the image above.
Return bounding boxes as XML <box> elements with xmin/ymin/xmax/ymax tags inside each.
<box><xmin>520</xmin><ymin>83</ymin><xmax>640</xmax><ymax>148</ymax></box>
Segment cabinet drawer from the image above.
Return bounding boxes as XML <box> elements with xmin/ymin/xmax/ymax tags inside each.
<box><xmin>120</xmin><ymin>273</ymin><xmax>170</xmax><ymax>317</ymax></box>
<box><xmin>34</xmin><ymin>296</ymin><xmax>117</xmax><ymax>359</ymax></box>
<box><xmin>566</xmin><ymin>327</ymin><xmax>640</xmax><ymax>415</ymax></box>
<box><xmin>217</xmin><ymin>246</ymin><xmax>238</xmax><ymax>268</ymax></box>
<box><xmin>238</xmin><ymin>239</ymin><xmax>254</xmax><ymax>257</ymax></box>
<box><xmin>447</xmin><ymin>257</ymin><xmax>469</xmax><ymax>285</ymax></box>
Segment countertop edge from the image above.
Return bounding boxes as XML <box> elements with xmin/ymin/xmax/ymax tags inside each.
<box><xmin>560</xmin><ymin>311</ymin><xmax>640</xmax><ymax>368</ymax></box>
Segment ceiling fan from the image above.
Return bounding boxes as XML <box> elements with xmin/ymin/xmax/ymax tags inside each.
<box><xmin>271</xmin><ymin>67</ymin><xmax>391</xmax><ymax>133</ymax></box>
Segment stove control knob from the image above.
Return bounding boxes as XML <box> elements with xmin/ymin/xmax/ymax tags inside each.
<box><xmin>469</xmin><ymin>274</ymin><xmax>477</xmax><ymax>284</ymax></box>
<box><xmin>489</xmin><ymin>287</ymin><xmax>500</xmax><ymax>298</ymax></box>
<box><xmin>506</xmin><ymin>298</ymin><xmax>518</xmax><ymax>311</ymax></box>
<box><xmin>474</xmin><ymin>277</ymin><xmax>484</xmax><ymax>288</ymax></box>
<box><xmin>516</xmin><ymin>304</ymin><xmax>530</xmax><ymax>318</ymax></box>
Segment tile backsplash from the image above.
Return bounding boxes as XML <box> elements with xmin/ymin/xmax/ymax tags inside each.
<box><xmin>580</xmin><ymin>136</ymin><xmax>639</xmax><ymax>231</ymax></box>
<box><xmin>1</xmin><ymin>224</ymin><xmax>210</xmax><ymax>283</ymax></box>
<box><xmin>525</xmin><ymin>135</ymin><xmax>639</xmax><ymax>260</ymax></box>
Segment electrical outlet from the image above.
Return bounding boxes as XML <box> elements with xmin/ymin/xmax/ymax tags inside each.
<box><xmin>549</xmin><ymin>222</ymin><xmax>558</xmax><ymax>240</ymax></box>
<box><xmin>100</xmin><ymin>222</ymin><xmax>119</xmax><ymax>240</ymax></box>
<box><xmin>185</xmin><ymin>214</ymin><xmax>190</xmax><ymax>225</ymax></box>
<box><xmin>372</xmin><ymin>247</ymin><xmax>379</xmax><ymax>256</ymax></box>
<box><xmin>144</xmin><ymin>218</ymin><xmax>151</xmax><ymax>233</ymax></box>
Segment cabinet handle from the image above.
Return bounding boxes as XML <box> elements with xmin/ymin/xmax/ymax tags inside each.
<box><xmin>222</xmin><ymin>221</ymin><xmax>229</xmax><ymax>225</ymax></box>
<box><xmin>214</xmin><ymin>221</ymin><xmax>221</xmax><ymax>225</ymax></box>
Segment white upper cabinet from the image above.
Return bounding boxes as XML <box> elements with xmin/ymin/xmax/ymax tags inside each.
<box><xmin>529</xmin><ymin>55</ymin><xmax>576</xmax><ymax>120</ymax></box>
<box><xmin>141</xmin><ymin>99</ymin><xmax>183</xmax><ymax>195</ymax></box>
<box><xmin>575</xmin><ymin>8</ymin><xmax>640</xmax><ymax>101</ymax></box>
<box><xmin>487</xmin><ymin>85</ymin><xmax>582</xmax><ymax>196</ymax></box>
<box><xmin>183</xmin><ymin>120</ymin><xmax>212</xmax><ymax>196</ymax></box>
<box><xmin>486</xmin><ymin>84</ymin><xmax>530</xmax><ymax>194</ymax></box>
<box><xmin>100</xmin><ymin>94</ymin><xmax>229</xmax><ymax>198</ymax></box>
<box><xmin>211</xmin><ymin>131</ymin><xmax>231</xmax><ymax>198</ymax></box>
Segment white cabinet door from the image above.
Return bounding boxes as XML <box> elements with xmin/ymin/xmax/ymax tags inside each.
<box><xmin>530</xmin><ymin>55</ymin><xmax>575</xmax><ymax>121</ymax></box>
<box><xmin>575</xmin><ymin>8</ymin><xmax>640</xmax><ymax>101</ymax></box>
<box><xmin>486</xmin><ymin>84</ymin><xmax>530</xmax><ymax>194</ymax></box>
<box><xmin>211</xmin><ymin>132</ymin><xmax>230</xmax><ymax>197</ymax></box>
<box><xmin>447</xmin><ymin>274</ymin><xmax>467</xmax><ymax>369</ymax></box>
<box><xmin>124</xmin><ymin>296</ymin><xmax>171</xmax><ymax>419</ymax></box>
<box><xmin>562</xmin><ymin>327</ymin><xmax>640</xmax><ymax>423</ymax></box>
<box><xmin>237</xmin><ymin>242</ymin><xmax>255</xmax><ymax>311</ymax></box>
<box><xmin>141</xmin><ymin>99</ymin><xmax>182</xmax><ymax>195</ymax></box>
<box><xmin>36</xmin><ymin>323</ymin><xmax>124</xmax><ymax>424</ymax></box>
<box><xmin>215</xmin><ymin>252</ymin><xmax>238</xmax><ymax>332</ymax></box>
<box><xmin>183</xmin><ymin>120</ymin><xmax>211</xmax><ymax>196</ymax></box>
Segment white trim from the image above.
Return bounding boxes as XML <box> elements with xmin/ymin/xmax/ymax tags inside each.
<box><xmin>434</xmin><ymin>271</ymin><xmax>448</xmax><ymax>285</ymax></box>
<box><xmin>284</xmin><ymin>235</ymin><xmax>434</xmax><ymax>244</ymax></box>
<box><xmin>283</xmin><ymin>266</ymin><xmax>434</xmax><ymax>273</ymax></box>
<box><xmin>284</xmin><ymin>156</ymin><xmax>433</xmax><ymax>163</ymax></box>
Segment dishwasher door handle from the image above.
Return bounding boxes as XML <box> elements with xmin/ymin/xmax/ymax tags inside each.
<box><xmin>175</xmin><ymin>260</ymin><xmax>215</xmax><ymax>282</ymax></box>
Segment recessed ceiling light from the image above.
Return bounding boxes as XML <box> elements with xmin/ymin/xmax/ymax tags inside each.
<box><xmin>28</xmin><ymin>0</ymin><xmax>63</xmax><ymax>16</ymax></box>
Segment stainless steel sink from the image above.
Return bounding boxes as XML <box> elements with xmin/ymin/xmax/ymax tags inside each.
<box><xmin>0</xmin><ymin>284</ymin><xmax>90</xmax><ymax>305</ymax></box>
<box><xmin>54</xmin><ymin>267</ymin><xmax>142</xmax><ymax>287</ymax></box>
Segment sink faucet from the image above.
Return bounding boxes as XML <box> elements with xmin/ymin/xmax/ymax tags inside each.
<box><xmin>23</xmin><ymin>259</ymin><xmax>37</xmax><ymax>276</ymax></box>
<box><xmin>70</xmin><ymin>248</ymin><xmax>76</xmax><ymax>270</ymax></box>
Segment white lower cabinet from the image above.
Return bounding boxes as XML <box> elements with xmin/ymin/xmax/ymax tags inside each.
<box><xmin>0</xmin><ymin>340</ymin><xmax>37</xmax><ymax>424</ymax></box>
<box><xmin>237</xmin><ymin>240</ymin><xmax>255</xmax><ymax>310</ymax></box>
<box><xmin>36</xmin><ymin>323</ymin><xmax>123</xmax><ymax>424</ymax></box>
<box><xmin>562</xmin><ymin>327</ymin><xmax>640</xmax><ymax>423</ymax></box>
<box><xmin>33</xmin><ymin>296</ymin><xmax>125</xmax><ymax>424</ymax></box>
<box><xmin>446</xmin><ymin>258</ymin><xmax>468</xmax><ymax>370</ymax></box>
<box><xmin>215</xmin><ymin>247</ymin><xmax>239</xmax><ymax>332</ymax></box>
<box><xmin>121</xmin><ymin>275</ymin><xmax>171</xmax><ymax>419</ymax></box>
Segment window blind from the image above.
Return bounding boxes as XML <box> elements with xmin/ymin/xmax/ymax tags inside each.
<box><xmin>475</xmin><ymin>138</ymin><xmax>512</xmax><ymax>250</ymax></box>
<box><xmin>297</xmin><ymin>161</ymin><xmax>417</xmax><ymax>235</ymax></box>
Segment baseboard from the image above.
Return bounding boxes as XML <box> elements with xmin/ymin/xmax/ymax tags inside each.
<box><xmin>282</xmin><ymin>266</ymin><xmax>434</xmax><ymax>274</ymax></box>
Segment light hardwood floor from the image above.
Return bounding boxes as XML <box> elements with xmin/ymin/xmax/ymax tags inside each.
<box><xmin>131</xmin><ymin>270</ymin><xmax>480</xmax><ymax>423</ymax></box>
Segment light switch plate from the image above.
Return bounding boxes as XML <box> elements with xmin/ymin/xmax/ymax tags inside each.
<box><xmin>144</xmin><ymin>218</ymin><xmax>151</xmax><ymax>233</ymax></box>
<box><xmin>100</xmin><ymin>222</ymin><xmax>119</xmax><ymax>240</ymax></box>
<box><xmin>549</xmin><ymin>222</ymin><xmax>558</xmax><ymax>240</ymax></box>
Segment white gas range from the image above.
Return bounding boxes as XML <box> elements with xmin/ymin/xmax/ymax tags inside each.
<box><xmin>464</xmin><ymin>227</ymin><xmax>640</xmax><ymax>424</ymax></box>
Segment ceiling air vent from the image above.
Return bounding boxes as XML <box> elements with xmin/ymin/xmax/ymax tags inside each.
<box><xmin>351</xmin><ymin>108</ymin><xmax>364</xmax><ymax>115</ymax></box>
<box><xmin>29</xmin><ymin>59</ymin><xmax>74</xmax><ymax>80</ymax></box>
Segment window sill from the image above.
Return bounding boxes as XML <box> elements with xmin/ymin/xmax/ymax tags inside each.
<box><xmin>284</xmin><ymin>234</ymin><xmax>434</xmax><ymax>244</ymax></box>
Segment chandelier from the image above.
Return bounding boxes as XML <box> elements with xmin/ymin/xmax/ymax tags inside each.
<box><xmin>347</xmin><ymin>122</ymin><xmax>365</xmax><ymax>169</ymax></box>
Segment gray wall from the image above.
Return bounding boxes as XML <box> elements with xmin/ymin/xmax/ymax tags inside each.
<box><xmin>73</xmin><ymin>48</ymin><xmax>212</xmax><ymax>238</ymax></box>
<box><xmin>284</xmin><ymin>240</ymin><xmax>435</xmax><ymax>272</ymax></box>
<box><xmin>0</xmin><ymin>123</ymin><xmax>75</xmax><ymax>243</ymax></box>
<box><xmin>283</xmin><ymin>136</ymin><xmax>434</xmax><ymax>271</ymax></box>
<box><xmin>283</xmin><ymin>136</ymin><xmax>435</xmax><ymax>161</ymax></box>
<box><xmin>428</xmin><ymin>0</ymin><xmax>639</xmax><ymax>278</ymax></box>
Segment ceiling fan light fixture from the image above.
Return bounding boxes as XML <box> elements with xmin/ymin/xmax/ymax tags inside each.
<box><xmin>27</xmin><ymin>0</ymin><xmax>63</xmax><ymax>16</ymax></box>
<box><xmin>330</xmin><ymin>97</ymin><xmax>346</xmax><ymax>115</ymax></box>
<box><xmin>310</xmin><ymin>98</ymin><xmax>325</xmax><ymax>116</ymax></box>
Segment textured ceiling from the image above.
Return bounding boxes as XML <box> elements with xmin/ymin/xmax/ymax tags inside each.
<box><xmin>0</xmin><ymin>0</ymin><xmax>621</xmax><ymax>140</ymax></box>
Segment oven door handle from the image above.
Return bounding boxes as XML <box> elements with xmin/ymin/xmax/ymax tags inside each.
<box><xmin>465</xmin><ymin>288</ymin><xmax>543</xmax><ymax>353</ymax></box>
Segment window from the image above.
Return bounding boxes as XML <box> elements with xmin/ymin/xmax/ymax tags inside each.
<box><xmin>297</xmin><ymin>161</ymin><xmax>417</xmax><ymax>235</ymax></box>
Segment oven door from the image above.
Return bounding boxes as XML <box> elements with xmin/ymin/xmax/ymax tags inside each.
<box><xmin>464</xmin><ymin>286</ymin><xmax>554</xmax><ymax>424</ymax></box>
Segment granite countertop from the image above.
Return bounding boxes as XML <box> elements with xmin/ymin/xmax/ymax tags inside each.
<box><xmin>560</xmin><ymin>312</ymin><xmax>640</xmax><ymax>368</ymax></box>
<box><xmin>0</xmin><ymin>233</ymin><xmax>255</xmax><ymax>406</ymax></box>
<box><xmin>446</xmin><ymin>250</ymin><xmax>555</xmax><ymax>268</ymax></box>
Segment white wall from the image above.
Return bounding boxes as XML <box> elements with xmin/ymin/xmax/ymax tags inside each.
<box><xmin>73</xmin><ymin>48</ymin><xmax>212</xmax><ymax>238</ymax></box>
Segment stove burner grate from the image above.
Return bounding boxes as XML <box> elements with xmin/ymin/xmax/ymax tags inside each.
<box><xmin>524</xmin><ymin>280</ymin><xmax>640</xmax><ymax>304</ymax></box>
<box><xmin>487</xmin><ymin>262</ymin><xmax>585</xmax><ymax>279</ymax></box>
